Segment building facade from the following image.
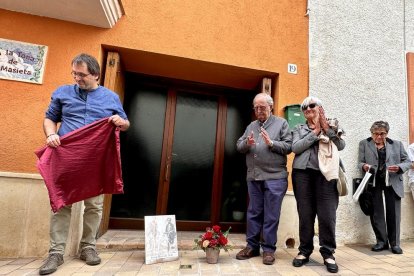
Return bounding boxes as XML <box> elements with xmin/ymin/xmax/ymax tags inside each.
<box><xmin>1</xmin><ymin>0</ymin><xmax>414</xmax><ymax>258</ymax></box>
<box><xmin>0</xmin><ymin>0</ymin><xmax>308</xmax><ymax>257</ymax></box>
<box><xmin>308</xmin><ymin>0</ymin><xmax>414</xmax><ymax>244</ymax></box>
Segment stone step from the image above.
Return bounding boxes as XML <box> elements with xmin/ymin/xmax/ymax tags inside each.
<box><xmin>96</xmin><ymin>230</ymin><xmax>247</xmax><ymax>252</ymax></box>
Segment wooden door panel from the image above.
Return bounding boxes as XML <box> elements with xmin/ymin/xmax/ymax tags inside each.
<box><xmin>98</xmin><ymin>52</ymin><xmax>124</xmax><ymax>237</ymax></box>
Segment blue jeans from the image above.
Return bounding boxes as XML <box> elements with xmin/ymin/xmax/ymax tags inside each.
<box><xmin>246</xmin><ymin>179</ymin><xmax>288</xmax><ymax>253</ymax></box>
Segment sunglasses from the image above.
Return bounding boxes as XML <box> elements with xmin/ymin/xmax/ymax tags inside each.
<box><xmin>302</xmin><ymin>103</ymin><xmax>317</xmax><ymax>110</ymax></box>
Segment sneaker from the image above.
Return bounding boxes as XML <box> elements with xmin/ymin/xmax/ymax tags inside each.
<box><xmin>39</xmin><ymin>253</ymin><xmax>64</xmax><ymax>275</ymax></box>
<box><xmin>80</xmin><ymin>247</ymin><xmax>101</xmax><ymax>265</ymax></box>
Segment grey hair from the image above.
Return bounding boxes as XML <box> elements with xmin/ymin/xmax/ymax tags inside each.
<box><xmin>370</xmin><ymin>121</ymin><xmax>390</xmax><ymax>133</ymax></box>
<box><xmin>253</xmin><ymin>93</ymin><xmax>274</xmax><ymax>106</ymax></box>
<box><xmin>300</xmin><ymin>96</ymin><xmax>323</xmax><ymax>110</ymax></box>
<box><xmin>72</xmin><ymin>53</ymin><xmax>101</xmax><ymax>80</ymax></box>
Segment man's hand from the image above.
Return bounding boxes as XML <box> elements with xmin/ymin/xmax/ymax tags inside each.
<box><xmin>247</xmin><ymin>131</ymin><xmax>255</xmax><ymax>146</ymax></box>
<box><xmin>260</xmin><ymin>127</ymin><xmax>273</xmax><ymax>147</ymax></box>
<box><xmin>109</xmin><ymin>115</ymin><xmax>129</xmax><ymax>130</ymax></box>
<box><xmin>46</xmin><ymin>134</ymin><xmax>61</xmax><ymax>148</ymax></box>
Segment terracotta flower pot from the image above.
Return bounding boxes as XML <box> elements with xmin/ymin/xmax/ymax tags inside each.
<box><xmin>205</xmin><ymin>247</ymin><xmax>220</xmax><ymax>264</ymax></box>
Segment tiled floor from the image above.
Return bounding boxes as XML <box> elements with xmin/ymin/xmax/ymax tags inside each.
<box><xmin>2</xmin><ymin>230</ymin><xmax>414</xmax><ymax>275</ymax></box>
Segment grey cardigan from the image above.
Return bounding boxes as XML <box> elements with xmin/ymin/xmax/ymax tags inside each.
<box><xmin>236</xmin><ymin>115</ymin><xmax>292</xmax><ymax>181</ymax></box>
<box><xmin>358</xmin><ymin>137</ymin><xmax>411</xmax><ymax>198</ymax></box>
<box><xmin>292</xmin><ymin>123</ymin><xmax>345</xmax><ymax>170</ymax></box>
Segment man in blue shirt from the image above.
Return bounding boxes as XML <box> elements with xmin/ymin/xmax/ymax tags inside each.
<box><xmin>39</xmin><ymin>53</ymin><xmax>130</xmax><ymax>275</ymax></box>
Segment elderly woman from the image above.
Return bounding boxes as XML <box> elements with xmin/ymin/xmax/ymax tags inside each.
<box><xmin>358</xmin><ymin>121</ymin><xmax>411</xmax><ymax>254</ymax></box>
<box><xmin>291</xmin><ymin>96</ymin><xmax>345</xmax><ymax>273</ymax></box>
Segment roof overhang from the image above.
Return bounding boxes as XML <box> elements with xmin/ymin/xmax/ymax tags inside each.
<box><xmin>0</xmin><ymin>0</ymin><xmax>124</xmax><ymax>28</ymax></box>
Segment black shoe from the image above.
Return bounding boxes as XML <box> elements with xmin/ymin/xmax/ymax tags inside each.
<box><xmin>324</xmin><ymin>259</ymin><xmax>338</xmax><ymax>273</ymax></box>
<box><xmin>371</xmin><ymin>243</ymin><xmax>389</xmax><ymax>252</ymax></box>
<box><xmin>391</xmin><ymin>246</ymin><xmax>403</xmax><ymax>254</ymax></box>
<box><xmin>292</xmin><ymin>254</ymin><xmax>309</xmax><ymax>267</ymax></box>
<box><xmin>39</xmin><ymin>253</ymin><xmax>64</xmax><ymax>275</ymax></box>
<box><xmin>80</xmin><ymin>247</ymin><xmax>101</xmax><ymax>265</ymax></box>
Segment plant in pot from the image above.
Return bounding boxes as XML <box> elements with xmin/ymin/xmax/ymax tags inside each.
<box><xmin>193</xmin><ymin>225</ymin><xmax>232</xmax><ymax>264</ymax></box>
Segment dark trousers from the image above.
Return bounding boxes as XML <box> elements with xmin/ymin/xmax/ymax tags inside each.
<box><xmin>292</xmin><ymin>169</ymin><xmax>339</xmax><ymax>259</ymax></box>
<box><xmin>369</xmin><ymin>185</ymin><xmax>401</xmax><ymax>246</ymax></box>
<box><xmin>246</xmin><ymin>179</ymin><xmax>288</xmax><ymax>253</ymax></box>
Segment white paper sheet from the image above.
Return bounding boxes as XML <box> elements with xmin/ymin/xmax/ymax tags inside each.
<box><xmin>353</xmin><ymin>171</ymin><xmax>372</xmax><ymax>202</ymax></box>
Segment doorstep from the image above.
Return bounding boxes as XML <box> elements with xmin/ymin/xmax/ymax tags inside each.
<box><xmin>96</xmin><ymin>230</ymin><xmax>246</xmax><ymax>251</ymax></box>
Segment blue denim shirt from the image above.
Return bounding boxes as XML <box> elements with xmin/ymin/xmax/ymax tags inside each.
<box><xmin>45</xmin><ymin>84</ymin><xmax>128</xmax><ymax>136</ymax></box>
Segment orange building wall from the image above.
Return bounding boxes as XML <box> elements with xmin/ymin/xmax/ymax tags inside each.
<box><xmin>0</xmin><ymin>0</ymin><xmax>308</xmax><ymax>173</ymax></box>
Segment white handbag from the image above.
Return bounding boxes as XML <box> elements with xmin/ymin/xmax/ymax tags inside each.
<box><xmin>337</xmin><ymin>166</ymin><xmax>349</xmax><ymax>196</ymax></box>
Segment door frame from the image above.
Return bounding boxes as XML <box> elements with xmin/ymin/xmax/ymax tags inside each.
<box><xmin>100</xmin><ymin>51</ymin><xmax>274</xmax><ymax>234</ymax></box>
<box><xmin>98</xmin><ymin>51</ymin><xmax>125</xmax><ymax>237</ymax></box>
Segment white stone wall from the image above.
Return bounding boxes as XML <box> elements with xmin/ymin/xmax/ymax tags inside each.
<box><xmin>309</xmin><ymin>0</ymin><xmax>414</xmax><ymax>245</ymax></box>
<box><xmin>406</xmin><ymin>0</ymin><xmax>414</xmax><ymax>50</ymax></box>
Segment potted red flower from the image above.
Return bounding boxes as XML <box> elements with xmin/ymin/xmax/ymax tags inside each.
<box><xmin>194</xmin><ymin>225</ymin><xmax>232</xmax><ymax>263</ymax></box>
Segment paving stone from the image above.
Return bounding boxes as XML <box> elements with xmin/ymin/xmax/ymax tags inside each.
<box><xmin>3</xmin><ymin>232</ymin><xmax>414</xmax><ymax>275</ymax></box>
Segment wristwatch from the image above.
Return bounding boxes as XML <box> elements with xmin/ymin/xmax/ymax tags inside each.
<box><xmin>269</xmin><ymin>141</ymin><xmax>274</xmax><ymax>147</ymax></box>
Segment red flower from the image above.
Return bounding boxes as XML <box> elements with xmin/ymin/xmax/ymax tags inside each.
<box><xmin>204</xmin><ymin>231</ymin><xmax>213</xmax><ymax>240</ymax></box>
<box><xmin>209</xmin><ymin>239</ymin><xmax>218</xmax><ymax>247</ymax></box>
<box><xmin>193</xmin><ymin>225</ymin><xmax>232</xmax><ymax>252</ymax></box>
<box><xmin>212</xmin><ymin>225</ymin><xmax>221</xmax><ymax>233</ymax></box>
<box><xmin>218</xmin><ymin>235</ymin><xmax>228</xmax><ymax>245</ymax></box>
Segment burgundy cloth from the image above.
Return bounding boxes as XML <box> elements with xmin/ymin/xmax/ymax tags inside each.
<box><xmin>35</xmin><ymin>118</ymin><xmax>124</xmax><ymax>212</ymax></box>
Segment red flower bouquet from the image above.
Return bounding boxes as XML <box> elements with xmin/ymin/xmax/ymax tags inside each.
<box><xmin>194</xmin><ymin>225</ymin><xmax>232</xmax><ymax>252</ymax></box>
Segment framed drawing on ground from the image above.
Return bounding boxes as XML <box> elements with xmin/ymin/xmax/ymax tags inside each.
<box><xmin>144</xmin><ymin>215</ymin><xmax>178</xmax><ymax>264</ymax></box>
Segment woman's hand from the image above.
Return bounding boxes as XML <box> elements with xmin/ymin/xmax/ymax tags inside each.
<box><xmin>318</xmin><ymin>106</ymin><xmax>330</xmax><ymax>132</ymax></box>
<box><xmin>363</xmin><ymin>163</ymin><xmax>371</xmax><ymax>172</ymax></box>
<box><xmin>388</xmin><ymin>165</ymin><xmax>400</xmax><ymax>173</ymax></box>
<box><xmin>310</xmin><ymin>114</ymin><xmax>321</xmax><ymax>135</ymax></box>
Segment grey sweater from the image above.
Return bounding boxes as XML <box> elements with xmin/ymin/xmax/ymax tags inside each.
<box><xmin>236</xmin><ymin>115</ymin><xmax>292</xmax><ymax>181</ymax></box>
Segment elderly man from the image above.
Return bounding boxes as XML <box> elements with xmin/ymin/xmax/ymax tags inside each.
<box><xmin>39</xmin><ymin>53</ymin><xmax>130</xmax><ymax>275</ymax></box>
<box><xmin>236</xmin><ymin>92</ymin><xmax>292</xmax><ymax>265</ymax></box>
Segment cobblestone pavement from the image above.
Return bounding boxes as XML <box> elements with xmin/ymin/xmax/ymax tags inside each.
<box><xmin>1</xmin><ymin>230</ymin><xmax>414</xmax><ymax>275</ymax></box>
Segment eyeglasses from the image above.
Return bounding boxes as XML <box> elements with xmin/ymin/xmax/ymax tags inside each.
<box><xmin>302</xmin><ymin>103</ymin><xmax>317</xmax><ymax>110</ymax></box>
<box><xmin>372</xmin><ymin>132</ymin><xmax>387</xmax><ymax>137</ymax></box>
<box><xmin>71</xmin><ymin>71</ymin><xmax>91</xmax><ymax>78</ymax></box>
<box><xmin>253</xmin><ymin>105</ymin><xmax>269</xmax><ymax>111</ymax></box>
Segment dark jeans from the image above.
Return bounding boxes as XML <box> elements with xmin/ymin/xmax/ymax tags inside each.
<box><xmin>292</xmin><ymin>168</ymin><xmax>339</xmax><ymax>259</ymax></box>
<box><xmin>246</xmin><ymin>179</ymin><xmax>288</xmax><ymax>253</ymax></box>
<box><xmin>369</xmin><ymin>184</ymin><xmax>401</xmax><ymax>246</ymax></box>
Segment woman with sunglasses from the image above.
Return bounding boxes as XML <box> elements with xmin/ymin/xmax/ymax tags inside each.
<box><xmin>358</xmin><ymin>121</ymin><xmax>411</xmax><ymax>254</ymax></box>
<box><xmin>291</xmin><ymin>96</ymin><xmax>345</xmax><ymax>273</ymax></box>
